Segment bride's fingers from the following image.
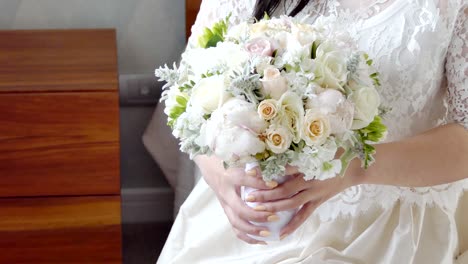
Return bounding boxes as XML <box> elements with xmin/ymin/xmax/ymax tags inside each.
<box><xmin>228</xmin><ymin>167</ymin><xmax>274</xmax><ymax>190</ymax></box>
<box><xmin>250</xmin><ymin>174</ymin><xmax>310</xmax><ymax>202</ymax></box>
<box><xmin>261</xmin><ymin>190</ymin><xmax>312</xmax><ymax>212</ymax></box>
<box><xmin>224</xmin><ymin>205</ymin><xmax>269</xmax><ymax>237</ymax></box>
<box><xmin>234</xmin><ymin>196</ymin><xmax>275</xmax><ymax>222</ymax></box>
<box><xmin>239</xmin><ymin>174</ymin><xmax>277</xmax><ymax>190</ymax></box>
<box><xmin>280</xmin><ymin>201</ymin><xmax>318</xmax><ymax>239</ymax></box>
<box><xmin>285</xmin><ymin>164</ymin><xmax>300</xmax><ymax>175</ymax></box>
<box><xmin>233</xmin><ymin>229</ymin><xmax>267</xmax><ymax>245</ymax></box>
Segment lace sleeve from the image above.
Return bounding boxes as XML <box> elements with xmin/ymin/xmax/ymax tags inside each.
<box><xmin>446</xmin><ymin>2</ymin><xmax>468</xmax><ymax>129</ymax></box>
<box><xmin>187</xmin><ymin>0</ymin><xmax>255</xmax><ymax>49</ymax></box>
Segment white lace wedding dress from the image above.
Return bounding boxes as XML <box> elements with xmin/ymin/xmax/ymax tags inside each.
<box><xmin>157</xmin><ymin>0</ymin><xmax>468</xmax><ymax>263</ymax></box>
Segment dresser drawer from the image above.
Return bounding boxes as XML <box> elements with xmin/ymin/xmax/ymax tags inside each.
<box><xmin>0</xmin><ymin>91</ymin><xmax>120</xmax><ymax>197</ymax></box>
<box><xmin>0</xmin><ymin>196</ymin><xmax>122</xmax><ymax>263</ymax></box>
<box><xmin>0</xmin><ymin>29</ymin><xmax>117</xmax><ymax>93</ymax></box>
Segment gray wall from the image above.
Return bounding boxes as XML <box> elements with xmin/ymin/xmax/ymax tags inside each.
<box><xmin>0</xmin><ymin>0</ymin><xmax>186</xmax><ymax>189</ymax></box>
<box><xmin>0</xmin><ymin>0</ymin><xmax>186</xmax><ymax>74</ymax></box>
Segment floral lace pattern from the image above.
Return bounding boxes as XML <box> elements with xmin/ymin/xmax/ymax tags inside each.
<box><xmin>189</xmin><ymin>0</ymin><xmax>468</xmax><ymax>221</ymax></box>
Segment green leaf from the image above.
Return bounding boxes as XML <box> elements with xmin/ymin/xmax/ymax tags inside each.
<box><xmin>198</xmin><ymin>14</ymin><xmax>231</xmax><ymax>48</ymax></box>
<box><xmin>322</xmin><ymin>162</ymin><xmax>333</xmax><ymax>171</ymax></box>
<box><xmin>339</xmin><ymin>147</ymin><xmax>357</xmax><ymax>176</ymax></box>
<box><xmin>356</xmin><ymin>115</ymin><xmax>387</xmax><ymax>169</ymax></box>
<box><xmin>175</xmin><ymin>95</ymin><xmax>187</xmax><ymax>106</ymax></box>
<box><xmin>167</xmin><ymin>119</ymin><xmax>175</xmax><ymax>128</ymax></box>
<box><xmin>263</xmin><ymin>12</ymin><xmax>270</xmax><ymax>20</ymax></box>
<box><xmin>272</xmin><ymin>49</ymin><xmax>278</xmax><ymax>58</ymax></box>
<box><xmin>311</xmin><ymin>41</ymin><xmax>318</xmax><ymax>59</ymax></box>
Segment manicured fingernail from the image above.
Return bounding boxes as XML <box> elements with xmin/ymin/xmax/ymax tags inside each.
<box><xmin>266</xmin><ymin>181</ymin><xmax>278</xmax><ymax>188</ymax></box>
<box><xmin>267</xmin><ymin>214</ymin><xmax>279</xmax><ymax>222</ymax></box>
<box><xmin>246</xmin><ymin>195</ymin><xmax>255</xmax><ymax>202</ymax></box>
<box><xmin>280</xmin><ymin>234</ymin><xmax>288</xmax><ymax>240</ymax></box>
<box><xmin>246</xmin><ymin>169</ymin><xmax>256</xmax><ymax>176</ymax></box>
<box><xmin>254</xmin><ymin>205</ymin><xmax>267</xmax><ymax>211</ymax></box>
<box><xmin>259</xmin><ymin>230</ymin><xmax>270</xmax><ymax>237</ymax></box>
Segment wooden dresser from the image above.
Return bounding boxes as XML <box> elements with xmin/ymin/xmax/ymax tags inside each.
<box><xmin>0</xmin><ymin>29</ymin><xmax>122</xmax><ymax>263</ymax></box>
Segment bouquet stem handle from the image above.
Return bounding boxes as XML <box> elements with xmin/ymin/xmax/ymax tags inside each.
<box><xmin>242</xmin><ymin>162</ymin><xmax>297</xmax><ymax>242</ymax></box>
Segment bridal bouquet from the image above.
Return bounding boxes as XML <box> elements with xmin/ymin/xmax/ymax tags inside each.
<box><xmin>156</xmin><ymin>15</ymin><xmax>387</xmax><ymax>241</ymax></box>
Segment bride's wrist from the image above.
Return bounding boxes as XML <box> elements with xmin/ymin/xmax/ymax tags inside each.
<box><xmin>343</xmin><ymin>157</ymin><xmax>367</xmax><ymax>187</ymax></box>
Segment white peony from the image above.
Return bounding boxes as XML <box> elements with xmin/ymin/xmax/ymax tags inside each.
<box><xmin>223</xmin><ymin>99</ymin><xmax>268</xmax><ymax>133</ymax></box>
<box><xmin>190</xmin><ymin>75</ymin><xmax>231</xmax><ymax>113</ymax></box>
<box><xmin>212</xmin><ymin>126</ymin><xmax>266</xmax><ymax>162</ymax></box>
<box><xmin>350</xmin><ymin>86</ymin><xmax>380</xmax><ymax>129</ymax></box>
<box><xmin>306</xmin><ymin>89</ymin><xmax>354</xmax><ymax>135</ymax></box>
<box><xmin>197</xmin><ymin>98</ymin><xmax>267</xmax><ymax>162</ymax></box>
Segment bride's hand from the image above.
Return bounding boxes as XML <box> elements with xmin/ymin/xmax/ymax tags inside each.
<box><xmin>248</xmin><ymin>165</ymin><xmax>362</xmax><ymax>239</ymax></box>
<box><xmin>194</xmin><ymin>155</ymin><xmax>279</xmax><ymax>245</ymax></box>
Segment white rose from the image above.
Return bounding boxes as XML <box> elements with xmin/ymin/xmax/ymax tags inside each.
<box><xmin>182</xmin><ymin>43</ymin><xmax>249</xmax><ymax>78</ymax></box>
<box><xmin>250</xmin><ymin>20</ymin><xmax>269</xmax><ymax>36</ymax></box>
<box><xmin>190</xmin><ymin>75</ymin><xmax>231</xmax><ymax>113</ymax></box>
<box><xmin>261</xmin><ymin>67</ymin><xmax>288</xmax><ymax>99</ymax></box>
<box><xmin>271</xmin><ymin>31</ymin><xmax>303</xmax><ymax>56</ymax></box>
<box><xmin>290</xmin><ymin>23</ymin><xmax>319</xmax><ymax>46</ymax></box>
<box><xmin>216</xmin><ymin>42</ymin><xmax>251</xmax><ymax>73</ymax></box>
<box><xmin>314</xmin><ymin>42</ymin><xmax>348</xmax><ymax>90</ymax></box>
<box><xmin>302</xmin><ymin>110</ymin><xmax>331</xmax><ymax>146</ymax></box>
<box><xmin>226</xmin><ymin>22</ymin><xmax>249</xmax><ymax>40</ymax></box>
<box><xmin>245</xmin><ymin>37</ymin><xmax>275</xmax><ymax>57</ymax></box>
<box><xmin>265</xmin><ymin>126</ymin><xmax>293</xmax><ymax>154</ymax></box>
<box><xmin>258</xmin><ymin>99</ymin><xmax>278</xmax><ymax>120</ymax></box>
<box><xmin>350</xmin><ymin>86</ymin><xmax>380</xmax><ymax>129</ymax></box>
<box><xmin>277</xmin><ymin>92</ymin><xmax>304</xmax><ymax>143</ymax></box>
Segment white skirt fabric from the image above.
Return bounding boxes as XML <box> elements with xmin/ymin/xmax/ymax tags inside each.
<box><xmin>158</xmin><ymin>177</ymin><xmax>468</xmax><ymax>264</ymax></box>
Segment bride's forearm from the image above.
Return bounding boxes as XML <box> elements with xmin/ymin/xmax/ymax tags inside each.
<box><xmin>194</xmin><ymin>155</ymin><xmax>224</xmax><ymax>188</ymax></box>
<box><xmin>348</xmin><ymin>123</ymin><xmax>468</xmax><ymax>187</ymax></box>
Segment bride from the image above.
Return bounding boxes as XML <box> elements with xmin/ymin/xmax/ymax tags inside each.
<box><xmin>152</xmin><ymin>0</ymin><xmax>468</xmax><ymax>263</ymax></box>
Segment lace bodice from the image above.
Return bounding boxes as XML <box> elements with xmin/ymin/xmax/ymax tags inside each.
<box><xmin>189</xmin><ymin>0</ymin><xmax>468</xmax><ymax>220</ymax></box>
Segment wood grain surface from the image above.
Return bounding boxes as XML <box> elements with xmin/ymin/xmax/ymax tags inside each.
<box><xmin>0</xmin><ymin>29</ymin><xmax>122</xmax><ymax>262</ymax></box>
<box><xmin>0</xmin><ymin>196</ymin><xmax>122</xmax><ymax>263</ymax></box>
<box><xmin>0</xmin><ymin>29</ymin><xmax>117</xmax><ymax>93</ymax></box>
<box><xmin>0</xmin><ymin>92</ymin><xmax>120</xmax><ymax>197</ymax></box>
